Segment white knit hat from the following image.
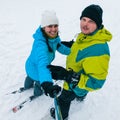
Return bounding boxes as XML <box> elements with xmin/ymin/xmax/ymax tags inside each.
<box><xmin>41</xmin><ymin>10</ymin><xmax>59</xmax><ymax>28</ymax></box>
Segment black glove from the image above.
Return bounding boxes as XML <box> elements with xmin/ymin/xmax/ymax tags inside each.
<box><xmin>48</xmin><ymin>65</ymin><xmax>69</xmax><ymax>80</ymax></box>
<box><xmin>47</xmin><ymin>65</ymin><xmax>80</xmax><ymax>85</ymax></box>
<box><xmin>61</xmin><ymin>40</ymin><xmax>74</xmax><ymax>48</ymax></box>
<box><xmin>41</xmin><ymin>82</ymin><xmax>61</xmax><ymax>98</ymax></box>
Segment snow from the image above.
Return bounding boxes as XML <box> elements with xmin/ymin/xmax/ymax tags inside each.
<box><xmin>0</xmin><ymin>0</ymin><xmax>120</xmax><ymax>120</ymax></box>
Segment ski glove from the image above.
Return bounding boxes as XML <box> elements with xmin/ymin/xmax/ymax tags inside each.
<box><xmin>41</xmin><ymin>82</ymin><xmax>61</xmax><ymax>98</ymax></box>
<box><xmin>47</xmin><ymin>65</ymin><xmax>80</xmax><ymax>85</ymax></box>
<box><xmin>61</xmin><ymin>40</ymin><xmax>74</xmax><ymax>48</ymax></box>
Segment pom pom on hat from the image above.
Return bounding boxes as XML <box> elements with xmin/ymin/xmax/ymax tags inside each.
<box><xmin>80</xmin><ymin>4</ymin><xmax>103</xmax><ymax>29</ymax></box>
<box><xmin>41</xmin><ymin>10</ymin><xmax>59</xmax><ymax>28</ymax></box>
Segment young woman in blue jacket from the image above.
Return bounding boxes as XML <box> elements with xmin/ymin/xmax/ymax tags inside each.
<box><xmin>24</xmin><ymin>10</ymin><xmax>70</xmax><ymax>97</ymax></box>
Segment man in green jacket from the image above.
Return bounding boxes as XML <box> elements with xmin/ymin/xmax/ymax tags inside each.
<box><xmin>48</xmin><ymin>4</ymin><xmax>112</xmax><ymax>120</ymax></box>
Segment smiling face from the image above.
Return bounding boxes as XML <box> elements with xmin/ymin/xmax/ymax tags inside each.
<box><xmin>43</xmin><ymin>24</ymin><xmax>58</xmax><ymax>38</ymax></box>
<box><xmin>80</xmin><ymin>17</ymin><xmax>97</xmax><ymax>35</ymax></box>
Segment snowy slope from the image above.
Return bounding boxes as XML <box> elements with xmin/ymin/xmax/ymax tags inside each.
<box><xmin>0</xmin><ymin>0</ymin><xmax>120</xmax><ymax>120</ymax></box>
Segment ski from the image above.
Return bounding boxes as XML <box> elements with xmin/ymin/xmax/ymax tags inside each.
<box><xmin>12</xmin><ymin>95</ymin><xmax>37</xmax><ymax>113</ymax></box>
<box><xmin>6</xmin><ymin>87</ymin><xmax>27</xmax><ymax>95</ymax></box>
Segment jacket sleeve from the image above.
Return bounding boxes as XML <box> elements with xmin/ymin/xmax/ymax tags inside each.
<box><xmin>33</xmin><ymin>39</ymin><xmax>53</xmax><ymax>84</ymax></box>
<box><xmin>57</xmin><ymin>42</ymin><xmax>71</xmax><ymax>55</ymax></box>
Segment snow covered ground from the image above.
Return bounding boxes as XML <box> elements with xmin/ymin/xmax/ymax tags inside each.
<box><xmin>0</xmin><ymin>0</ymin><xmax>120</xmax><ymax>120</ymax></box>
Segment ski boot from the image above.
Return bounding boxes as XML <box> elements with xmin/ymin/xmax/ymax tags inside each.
<box><xmin>50</xmin><ymin>107</ymin><xmax>68</xmax><ymax>120</ymax></box>
<box><xmin>76</xmin><ymin>94</ymin><xmax>87</xmax><ymax>102</ymax></box>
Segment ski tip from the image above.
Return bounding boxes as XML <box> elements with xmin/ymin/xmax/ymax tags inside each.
<box><xmin>12</xmin><ymin>107</ymin><xmax>18</xmax><ymax>113</ymax></box>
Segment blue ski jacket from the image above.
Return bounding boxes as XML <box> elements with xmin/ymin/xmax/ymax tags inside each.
<box><xmin>25</xmin><ymin>26</ymin><xmax>70</xmax><ymax>84</ymax></box>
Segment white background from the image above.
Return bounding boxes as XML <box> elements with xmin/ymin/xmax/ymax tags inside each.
<box><xmin>0</xmin><ymin>0</ymin><xmax>120</xmax><ymax>120</ymax></box>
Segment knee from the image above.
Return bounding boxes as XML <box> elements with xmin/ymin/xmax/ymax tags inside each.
<box><xmin>34</xmin><ymin>82</ymin><xmax>43</xmax><ymax>96</ymax></box>
<box><xmin>59</xmin><ymin>89</ymin><xmax>75</xmax><ymax>102</ymax></box>
<box><xmin>24</xmin><ymin>76</ymin><xmax>34</xmax><ymax>89</ymax></box>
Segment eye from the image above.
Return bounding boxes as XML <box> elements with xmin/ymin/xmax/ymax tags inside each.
<box><xmin>89</xmin><ymin>19</ymin><xmax>96</xmax><ymax>24</ymax></box>
<box><xmin>54</xmin><ymin>25</ymin><xmax>58</xmax><ymax>27</ymax></box>
<box><xmin>81</xmin><ymin>18</ymin><xmax>86</xmax><ymax>21</ymax></box>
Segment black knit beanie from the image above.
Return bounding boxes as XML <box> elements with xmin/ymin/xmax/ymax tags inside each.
<box><xmin>80</xmin><ymin>4</ymin><xmax>103</xmax><ymax>29</ymax></box>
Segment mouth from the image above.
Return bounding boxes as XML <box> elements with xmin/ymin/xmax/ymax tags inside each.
<box><xmin>48</xmin><ymin>32</ymin><xmax>57</xmax><ymax>38</ymax></box>
<box><xmin>82</xmin><ymin>26</ymin><xmax>89</xmax><ymax>31</ymax></box>
<box><xmin>49</xmin><ymin>32</ymin><xmax>57</xmax><ymax>36</ymax></box>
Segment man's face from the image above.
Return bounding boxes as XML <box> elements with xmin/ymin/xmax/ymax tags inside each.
<box><xmin>80</xmin><ymin>17</ymin><xmax>97</xmax><ymax>35</ymax></box>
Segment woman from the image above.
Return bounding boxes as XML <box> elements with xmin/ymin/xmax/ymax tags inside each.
<box><xmin>24</xmin><ymin>10</ymin><xmax>70</xmax><ymax>97</ymax></box>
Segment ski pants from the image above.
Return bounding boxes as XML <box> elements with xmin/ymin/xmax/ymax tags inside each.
<box><xmin>24</xmin><ymin>76</ymin><xmax>43</xmax><ymax>96</ymax></box>
<box><xmin>58</xmin><ymin>89</ymin><xmax>87</xmax><ymax>119</ymax></box>
<box><xmin>58</xmin><ymin>89</ymin><xmax>76</xmax><ymax>119</ymax></box>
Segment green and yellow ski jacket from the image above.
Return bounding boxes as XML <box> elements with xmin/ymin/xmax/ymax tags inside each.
<box><xmin>63</xmin><ymin>27</ymin><xmax>112</xmax><ymax>96</ymax></box>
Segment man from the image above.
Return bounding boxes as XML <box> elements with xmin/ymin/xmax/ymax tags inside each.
<box><xmin>48</xmin><ymin>4</ymin><xmax>112</xmax><ymax>120</ymax></box>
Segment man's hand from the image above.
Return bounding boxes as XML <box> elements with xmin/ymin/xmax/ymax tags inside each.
<box><xmin>61</xmin><ymin>40</ymin><xmax>74</xmax><ymax>48</ymax></box>
<box><xmin>47</xmin><ymin>65</ymin><xmax>80</xmax><ymax>85</ymax></box>
<box><xmin>47</xmin><ymin>65</ymin><xmax>69</xmax><ymax>80</ymax></box>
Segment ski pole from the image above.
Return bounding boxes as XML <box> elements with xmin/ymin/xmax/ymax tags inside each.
<box><xmin>53</xmin><ymin>91</ymin><xmax>63</xmax><ymax>120</ymax></box>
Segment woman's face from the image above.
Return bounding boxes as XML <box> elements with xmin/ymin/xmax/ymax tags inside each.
<box><xmin>43</xmin><ymin>24</ymin><xmax>58</xmax><ymax>38</ymax></box>
<box><xmin>80</xmin><ymin>17</ymin><xmax>97</xmax><ymax>35</ymax></box>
